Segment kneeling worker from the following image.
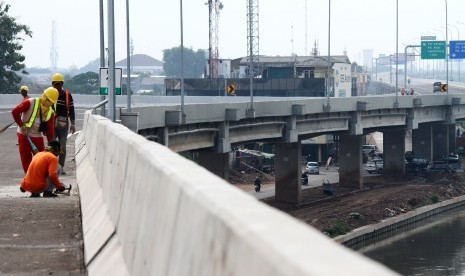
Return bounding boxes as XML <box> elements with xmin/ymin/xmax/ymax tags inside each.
<box><xmin>20</xmin><ymin>140</ymin><xmax>69</xmax><ymax>197</ymax></box>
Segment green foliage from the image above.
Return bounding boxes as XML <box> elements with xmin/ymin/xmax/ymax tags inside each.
<box><xmin>430</xmin><ymin>194</ymin><xmax>440</xmax><ymax>204</ymax></box>
<box><xmin>163</xmin><ymin>46</ymin><xmax>206</xmax><ymax>78</ymax></box>
<box><xmin>324</xmin><ymin>220</ymin><xmax>351</xmax><ymax>238</ymax></box>
<box><xmin>65</xmin><ymin>71</ymin><xmax>99</xmax><ymax>94</ymax></box>
<box><xmin>0</xmin><ymin>2</ymin><xmax>32</xmax><ymax>93</ymax></box>
<box><xmin>80</xmin><ymin>58</ymin><xmax>100</xmax><ymax>73</ymax></box>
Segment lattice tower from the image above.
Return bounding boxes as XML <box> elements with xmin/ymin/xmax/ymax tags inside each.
<box><xmin>208</xmin><ymin>0</ymin><xmax>222</xmax><ymax>79</ymax></box>
<box><xmin>246</xmin><ymin>0</ymin><xmax>259</xmax><ymax>77</ymax></box>
<box><xmin>50</xmin><ymin>20</ymin><xmax>58</xmax><ymax>69</ymax></box>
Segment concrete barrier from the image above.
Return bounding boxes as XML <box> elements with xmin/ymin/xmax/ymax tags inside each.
<box><xmin>75</xmin><ymin>110</ymin><xmax>399</xmax><ymax>276</ymax></box>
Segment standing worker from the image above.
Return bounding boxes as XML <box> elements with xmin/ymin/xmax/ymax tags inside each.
<box><xmin>20</xmin><ymin>140</ymin><xmax>68</xmax><ymax>198</ymax></box>
<box><xmin>51</xmin><ymin>73</ymin><xmax>75</xmax><ymax>174</ymax></box>
<box><xmin>11</xmin><ymin>87</ymin><xmax>58</xmax><ymax>173</ymax></box>
<box><xmin>19</xmin><ymin>85</ymin><xmax>30</xmax><ymax>99</ymax></box>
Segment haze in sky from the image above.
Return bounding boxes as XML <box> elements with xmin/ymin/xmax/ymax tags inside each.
<box><xmin>5</xmin><ymin>0</ymin><xmax>465</xmax><ymax>69</ymax></box>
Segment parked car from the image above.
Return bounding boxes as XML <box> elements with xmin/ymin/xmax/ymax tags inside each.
<box><xmin>433</xmin><ymin>81</ymin><xmax>441</xmax><ymax>93</ymax></box>
<box><xmin>305</xmin><ymin>162</ymin><xmax>320</xmax><ymax>174</ymax></box>
<box><xmin>427</xmin><ymin>161</ymin><xmax>457</xmax><ymax>173</ymax></box>
<box><xmin>365</xmin><ymin>158</ymin><xmax>383</xmax><ymax>174</ymax></box>
<box><xmin>362</xmin><ymin>145</ymin><xmax>378</xmax><ymax>155</ymax></box>
<box><xmin>406</xmin><ymin>157</ymin><xmax>430</xmax><ymax>174</ymax></box>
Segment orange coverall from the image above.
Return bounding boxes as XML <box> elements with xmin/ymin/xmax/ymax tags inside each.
<box><xmin>20</xmin><ymin>151</ymin><xmax>64</xmax><ymax>194</ymax></box>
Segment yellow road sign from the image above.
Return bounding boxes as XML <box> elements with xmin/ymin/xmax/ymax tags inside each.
<box><xmin>441</xmin><ymin>84</ymin><xmax>448</xmax><ymax>92</ymax></box>
<box><xmin>227</xmin><ymin>84</ymin><xmax>236</xmax><ymax>95</ymax></box>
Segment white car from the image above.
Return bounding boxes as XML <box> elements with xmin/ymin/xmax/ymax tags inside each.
<box><xmin>366</xmin><ymin>158</ymin><xmax>383</xmax><ymax>174</ymax></box>
<box><xmin>305</xmin><ymin>162</ymin><xmax>320</xmax><ymax>174</ymax></box>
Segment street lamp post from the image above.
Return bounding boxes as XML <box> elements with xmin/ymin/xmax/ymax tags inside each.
<box><xmin>126</xmin><ymin>0</ymin><xmax>131</xmax><ymax>112</ymax></box>
<box><xmin>445</xmin><ymin>0</ymin><xmax>449</xmax><ymax>95</ymax></box>
<box><xmin>449</xmin><ymin>23</ymin><xmax>460</xmax><ymax>81</ymax></box>
<box><xmin>99</xmin><ymin>0</ymin><xmax>106</xmax><ymax>116</ymax></box>
<box><xmin>441</xmin><ymin>25</ymin><xmax>453</xmax><ymax>80</ymax></box>
<box><xmin>395</xmin><ymin>0</ymin><xmax>398</xmax><ymax>107</ymax></box>
<box><xmin>324</xmin><ymin>0</ymin><xmax>331</xmax><ymax>111</ymax></box>
<box><xmin>434</xmin><ymin>28</ymin><xmax>447</xmax><ymax>82</ymax></box>
<box><xmin>180</xmin><ymin>0</ymin><xmax>186</xmax><ymax>122</ymax></box>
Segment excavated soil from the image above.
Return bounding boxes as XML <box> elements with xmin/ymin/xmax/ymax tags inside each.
<box><xmin>229</xmin><ymin>171</ymin><xmax>465</xmax><ymax>236</ymax></box>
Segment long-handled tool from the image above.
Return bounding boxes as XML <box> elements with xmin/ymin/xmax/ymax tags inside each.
<box><xmin>0</xmin><ymin>122</ymin><xmax>14</xmax><ymax>134</ymax></box>
<box><xmin>27</xmin><ymin>136</ymin><xmax>39</xmax><ymax>155</ymax></box>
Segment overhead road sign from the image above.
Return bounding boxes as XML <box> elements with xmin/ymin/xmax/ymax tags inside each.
<box><xmin>393</xmin><ymin>53</ymin><xmax>406</xmax><ymax>64</ymax></box>
<box><xmin>449</xmin><ymin>40</ymin><xmax>465</xmax><ymax>59</ymax></box>
<box><xmin>421</xmin><ymin>36</ymin><xmax>436</xmax><ymax>41</ymax></box>
<box><xmin>99</xmin><ymin>67</ymin><xmax>123</xmax><ymax>95</ymax></box>
<box><xmin>421</xmin><ymin>41</ymin><xmax>446</xmax><ymax>59</ymax></box>
<box><xmin>377</xmin><ymin>56</ymin><xmax>391</xmax><ymax>65</ymax></box>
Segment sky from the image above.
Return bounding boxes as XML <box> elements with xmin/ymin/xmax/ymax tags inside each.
<box><xmin>5</xmin><ymin>0</ymin><xmax>465</xmax><ymax>70</ymax></box>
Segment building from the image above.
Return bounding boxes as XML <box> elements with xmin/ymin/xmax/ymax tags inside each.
<box><xmin>231</xmin><ymin>55</ymin><xmax>353</xmax><ymax>98</ymax></box>
<box><xmin>116</xmin><ymin>54</ymin><xmax>164</xmax><ymax>76</ymax></box>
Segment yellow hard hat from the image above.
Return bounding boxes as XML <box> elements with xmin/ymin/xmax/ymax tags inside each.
<box><xmin>43</xmin><ymin>87</ymin><xmax>59</xmax><ymax>104</ymax></box>
<box><xmin>19</xmin><ymin>85</ymin><xmax>29</xmax><ymax>91</ymax></box>
<box><xmin>51</xmin><ymin>73</ymin><xmax>64</xmax><ymax>83</ymax></box>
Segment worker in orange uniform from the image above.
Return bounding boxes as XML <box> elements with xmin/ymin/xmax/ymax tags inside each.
<box><xmin>20</xmin><ymin>140</ymin><xmax>67</xmax><ymax>198</ymax></box>
<box><xmin>11</xmin><ymin>87</ymin><xmax>58</xmax><ymax>174</ymax></box>
<box><xmin>19</xmin><ymin>85</ymin><xmax>30</xmax><ymax>99</ymax></box>
<box><xmin>51</xmin><ymin>73</ymin><xmax>75</xmax><ymax>174</ymax></box>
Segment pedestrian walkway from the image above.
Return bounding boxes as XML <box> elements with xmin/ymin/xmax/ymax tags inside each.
<box><xmin>0</xmin><ymin>118</ymin><xmax>85</xmax><ymax>275</ymax></box>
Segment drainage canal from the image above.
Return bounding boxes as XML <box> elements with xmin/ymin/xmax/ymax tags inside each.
<box><xmin>355</xmin><ymin>205</ymin><xmax>465</xmax><ymax>275</ymax></box>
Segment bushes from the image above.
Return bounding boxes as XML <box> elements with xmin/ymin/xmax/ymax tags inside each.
<box><xmin>325</xmin><ymin>220</ymin><xmax>351</xmax><ymax>238</ymax></box>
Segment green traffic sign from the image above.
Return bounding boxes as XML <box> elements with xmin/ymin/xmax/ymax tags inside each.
<box><xmin>421</xmin><ymin>41</ymin><xmax>446</xmax><ymax>59</ymax></box>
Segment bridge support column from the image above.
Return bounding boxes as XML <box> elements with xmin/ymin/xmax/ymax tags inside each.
<box><xmin>339</xmin><ymin>135</ymin><xmax>363</xmax><ymax>189</ymax></box>
<box><xmin>448</xmin><ymin>124</ymin><xmax>456</xmax><ymax>153</ymax></box>
<box><xmin>383</xmin><ymin>129</ymin><xmax>406</xmax><ymax>178</ymax></box>
<box><xmin>274</xmin><ymin>142</ymin><xmax>301</xmax><ymax>204</ymax></box>
<box><xmin>413</xmin><ymin>124</ymin><xmax>433</xmax><ymax>161</ymax></box>
<box><xmin>197</xmin><ymin>152</ymin><xmax>230</xmax><ymax>179</ymax></box>
<box><xmin>432</xmin><ymin>124</ymin><xmax>454</xmax><ymax>159</ymax></box>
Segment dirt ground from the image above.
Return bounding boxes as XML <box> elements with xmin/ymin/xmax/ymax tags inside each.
<box><xmin>229</xmin><ymin>171</ymin><xmax>465</xmax><ymax>237</ymax></box>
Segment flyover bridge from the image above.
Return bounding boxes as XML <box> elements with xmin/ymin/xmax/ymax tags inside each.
<box><xmin>119</xmin><ymin>93</ymin><xmax>465</xmax><ymax>204</ymax></box>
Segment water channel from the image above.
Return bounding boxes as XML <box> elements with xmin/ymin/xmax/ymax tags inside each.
<box><xmin>356</xmin><ymin>205</ymin><xmax>465</xmax><ymax>275</ymax></box>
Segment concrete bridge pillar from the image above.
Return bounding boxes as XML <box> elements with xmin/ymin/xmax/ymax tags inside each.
<box><xmin>197</xmin><ymin>152</ymin><xmax>230</xmax><ymax>179</ymax></box>
<box><xmin>413</xmin><ymin>124</ymin><xmax>433</xmax><ymax>161</ymax></box>
<box><xmin>383</xmin><ymin>129</ymin><xmax>406</xmax><ymax>178</ymax></box>
<box><xmin>274</xmin><ymin>142</ymin><xmax>301</xmax><ymax>204</ymax></box>
<box><xmin>432</xmin><ymin>124</ymin><xmax>455</xmax><ymax>160</ymax></box>
<box><xmin>448</xmin><ymin>124</ymin><xmax>456</xmax><ymax>153</ymax></box>
<box><xmin>339</xmin><ymin>134</ymin><xmax>363</xmax><ymax>189</ymax></box>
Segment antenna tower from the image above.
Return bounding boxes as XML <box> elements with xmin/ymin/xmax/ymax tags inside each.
<box><xmin>50</xmin><ymin>20</ymin><xmax>58</xmax><ymax>69</ymax></box>
<box><xmin>246</xmin><ymin>0</ymin><xmax>259</xmax><ymax>77</ymax></box>
<box><xmin>208</xmin><ymin>0</ymin><xmax>223</xmax><ymax>79</ymax></box>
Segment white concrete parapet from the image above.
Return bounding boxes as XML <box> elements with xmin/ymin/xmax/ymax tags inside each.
<box><xmin>75</xmin><ymin>110</ymin><xmax>399</xmax><ymax>276</ymax></box>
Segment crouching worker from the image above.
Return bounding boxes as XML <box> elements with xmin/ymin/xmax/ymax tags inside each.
<box><xmin>20</xmin><ymin>140</ymin><xmax>70</xmax><ymax>198</ymax></box>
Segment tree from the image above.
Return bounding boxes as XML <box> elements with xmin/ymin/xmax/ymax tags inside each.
<box><xmin>0</xmin><ymin>2</ymin><xmax>32</xmax><ymax>93</ymax></box>
<box><xmin>65</xmin><ymin>71</ymin><xmax>99</xmax><ymax>94</ymax></box>
<box><xmin>163</xmin><ymin>46</ymin><xmax>206</xmax><ymax>78</ymax></box>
